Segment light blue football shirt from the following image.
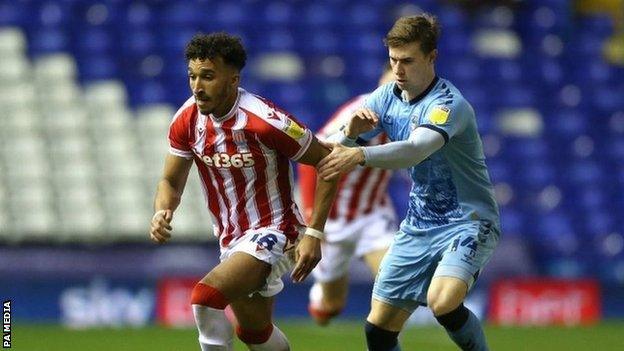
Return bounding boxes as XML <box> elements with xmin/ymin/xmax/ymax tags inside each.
<box><xmin>361</xmin><ymin>77</ymin><xmax>500</xmax><ymax>233</ymax></box>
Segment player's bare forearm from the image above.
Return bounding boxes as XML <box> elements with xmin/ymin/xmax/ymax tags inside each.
<box><xmin>149</xmin><ymin>154</ymin><xmax>192</xmax><ymax>244</ymax></box>
<box><xmin>153</xmin><ymin>154</ymin><xmax>193</xmax><ymax>212</ymax></box>
<box><xmin>154</xmin><ymin>179</ymin><xmax>183</xmax><ymax>213</ymax></box>
<box><xmin>298</xmin><ymin>138</ymin><xmax>339</xmax><ymax>231</ymax></box>
<box><xmin>308</xmin><ymin>176</ymin><xmax>339</xmax><ymax>231</ymax></box>
<box><xmin>291</xmin><ymin>138</ymin><xmax>339</xmax><ymax>282</ymax></box>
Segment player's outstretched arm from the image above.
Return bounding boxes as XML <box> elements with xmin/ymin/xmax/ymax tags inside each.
<box><xmin>291</xmin><ymin>138</ymin><xmax>339</xmax><ymax>282</ymax></box>
<box><xmin>318</xmin><ymin>127</ymin><xmax>445</xmax><ymax>180</ymax></box>
<box><xmin>150</xmin><ymin>154</ymin><xmax>193</xmax><ymax>244</ymax></box>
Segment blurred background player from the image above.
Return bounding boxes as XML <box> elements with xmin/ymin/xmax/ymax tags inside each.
<box><xmin>298</xmin><ymin>64</ymin><xmax>397</xmax><ymax>325</ymax></box>
<box><xmin>149</xmin><ymin>32</ymin><xmax>337</xmax><ymax>351</ymax></box>
<box><xmin>318</xmin><ymin>14</ymin><xmax>500</xmax><ymax>351</ymax></box>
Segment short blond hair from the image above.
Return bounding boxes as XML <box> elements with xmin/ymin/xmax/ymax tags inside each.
<box><xmin>384</xmin><ymin>14</ymin><xmax>440</xmax><ymax>54</ymax></box>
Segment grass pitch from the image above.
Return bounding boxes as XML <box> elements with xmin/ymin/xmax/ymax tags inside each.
<box><xmin>14</xmin><ymin>320</ymin><xmax>623</xmax><ymax>350</ymax></box>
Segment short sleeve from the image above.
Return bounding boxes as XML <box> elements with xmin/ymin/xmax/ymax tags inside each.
<box><xmin>168</xmin><ymin>111</ymin><xmax>194</xmax><ymax>159</ymax></box>
<box><xmin>256</xmin><ymin>105</ymin><xmax>314</xmax><ymax>161</ymax></box>
<box><xmin>417</xmin><ymin>98</ymin><xmax>471</xmax><ymax>144</ymax></box>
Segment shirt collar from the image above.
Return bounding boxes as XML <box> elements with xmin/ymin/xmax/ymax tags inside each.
<box><xmin>393</xmin><ymin>76</ymin><xmax>439</xmax><ymax>105</ymax></box>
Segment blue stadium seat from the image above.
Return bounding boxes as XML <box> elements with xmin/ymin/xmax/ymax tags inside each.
<box><xmin>437</xmin><ymin>5</ymin><xmax>468</xmax><ymax>30</ymax></box>
<box><xmin>34</xmin><ymin>1</ymin><xmax>70</xmax><ymax>27</ymax></box>
<box><xmin>577</xmin><ymin>15</ymin><xmax>614</xmax><ymax>37</ymax></box>
<box><xmin>130</xmin><ymin>80</ymin><xmax>168</xmax><ymax>106</ymax></box>
<box><xmin>346</xmin><ymin>4</ymin><xmax>381</xmax><ymax>28</ymax></box>
<box><xmin>263</xmin><ymin>2</ymin><xmax>294</xmax><ymax>26</ymax></box>
<box><xmin>303</xmin><ymin>3</ymin><xmax>338</xmax><ymax>27</ymax></box>
<box><xmin>158</xmin><ymin>2</ymin><xmax>201</xmax><ymax>27</ymax></box>
<box><xmin>582</xmin><ymin>210</ymin><xmax>616</xmax><ymax>237</ymax></box>
<box><xmin>120</xmin><ymin>30</ymin><xmax>156</xmax><ymax>58</ymax></box>
<box><xmin>299</xmin><ymin>30</ymin><xmax>340</xmax><ymax>54</ymax></box>
<box><xmin>503</xmin><ymin>138</ymin><xmax>549</xmax><ymax>160</ymax></box>
<box><xmin>0</xmin><ymin>1</ymin><xmax>31</xmax><ymax>26</ymax></box>
<box><xmin>29</xmin><ymin>28</ymin><xmax>69</xmax><ymax>56</ymax></box>
<box><xmin>77</xmin><ymin>55</ymin><xmax>119</xmax><ymax>82</ymax></box>
<box><xmin>564</xmin><ymin>161</ymin><xmax>604</xmax><ymax>186</ymax></box>
<box><xmin>438</xmin><ymin>29</ymin><xmax>472</xmax><ymax>55</ymax></box>
<box><xmin>73</xmin><ymin>28</ymin><xmax>115</xmax><ymax>55</ymax></box>
<box><xmin>482</xmin><ymin>59</ymin><xmax>523</xmax><ymax>85</ymax></box>
<box><xmin>498</xmin><ymin>85</ymin><xmax>536</xmax><ymax>107</ymax></box>
<box><xmin>499</xmin><ymin>208</ymin><xmax>525</xmax><ymax>236</ymax></box>
<box><xmin>592</xmin><ymin>85</ymin><xmax>624</xmax><ymax>112</ymax></box>
<box><xmin>123</xmin><ymin>1</ymin><xmax>158</xmax><ymax>27</ymax></box>
<box><xmin>517</xmin><ymin>161</ymin><xmax>557</xmax><ymax>189</ymax></box>
<box><xmin>548</xmin><ymin>109</ymin><xmax>588</xmax><ymax>139</ymax></box>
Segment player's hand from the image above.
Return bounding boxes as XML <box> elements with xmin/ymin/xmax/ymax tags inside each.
<box><xmin>291</xmin><ymin>235</ymin><xmax>322</xmax><ymax>283</ymax></box>
<box><xmin>344</xmin><ymin>108</ymin><xmax>379</xmax><ymax>138</ymax></box>
<box><xmin>149</xmin><ymin>209</ymin><xmax>173</xmax><ymax>244</ymax></box>
<box><xmin>317</xmin><ymin>144</ymin><xmax>365</xmax><ymax>181</ymax></box>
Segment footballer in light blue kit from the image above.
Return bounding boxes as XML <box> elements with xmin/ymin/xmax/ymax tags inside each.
<box><xmin>318</xmin><ymin>14</ymin><xmax>500</xmax><ymax>351</ymax></box>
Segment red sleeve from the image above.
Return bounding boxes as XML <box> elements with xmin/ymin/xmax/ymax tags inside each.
<box><xmin>297</xmin><ymin>163</ymin><xmax>317</xmax><ymax>223</ymax></box>
<box><xmin>168</xmin><ymin>108</ymin><xmax>194</xmax><ymax>159</ymax></box>
<box><xmin>245</xmin><ymin>103</ymin><xmax>314</xmax><ymax>161</ymax></box>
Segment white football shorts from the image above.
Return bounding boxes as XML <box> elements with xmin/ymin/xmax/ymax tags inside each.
<box><xmin>219</xmin><ymin>228</ymin><xmax>300</xmax><ymax>297</ymax></box>
<box><xmin>312</xmin><ymin>207</ymin><xmax>397</xmax><ymax>283</ymax></box>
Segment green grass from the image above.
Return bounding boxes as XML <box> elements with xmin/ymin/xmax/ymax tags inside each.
<box><xmin>13</xmin><ymin>320</ymin><xmax>624</xmax><ymax>351</ymax></box>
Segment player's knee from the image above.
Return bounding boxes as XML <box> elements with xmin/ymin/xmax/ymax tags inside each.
<box><xmin>191</xmin><ymin>282</ymin><xmax>229</xmax><ymax>310</ymax></box>
<box><xmin>428</xmin><ymin>293</ymin><xmax>462</xmax><ymax>316</ymax></box>
<box><xmin>236</xmin><ymin>324</ymin><xmax>273</xmax><ymax>345</ymax></box>
<box><xmin>434</xmin><ymin>303</ymin><xmax>469</xmax><ymax>332</ymax></box>
<box><xmin>365</xmin><ymin>321</ymin><xmax>400</xmax><ymax>351</ymax></box>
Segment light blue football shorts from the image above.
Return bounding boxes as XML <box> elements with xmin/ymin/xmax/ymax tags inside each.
<box><xmin>372</xmin><ymin>220</ymin><xmax>500</xmax><ymax>313</ymax></box>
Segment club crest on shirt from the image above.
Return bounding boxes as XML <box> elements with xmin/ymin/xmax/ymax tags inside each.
<box><xmin>429</xmin><ymin>106</ymin><xmax>450</xmax><ymax>125</ymax></box>
<box><xmin>232</xmin><ymin>130</ymin><xmax>246</xmax><ymax>144</ymax></box>
<box><xmin>283</xmin><ymin>119</ymin><xmax>306</xmax><ymax>139</ymax></box>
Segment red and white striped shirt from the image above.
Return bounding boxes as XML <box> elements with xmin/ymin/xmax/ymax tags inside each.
<box><xmin>169</xmin><ymin>88</ymin><xmax>312</xmax><ymax>247</ymax></box>
<box><xmin>298</xmin><ymin>94</ymin><xmax>393</xmax><ymax>224</ymax></box>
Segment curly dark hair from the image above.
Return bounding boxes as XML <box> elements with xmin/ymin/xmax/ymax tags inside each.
<box><xmin>384</xmin><ymin>14</ymin><xmax>440</xmax><ymax>54</ymax></box>
<box><xmin>184</xmin><ymin>32</ymin><xmax>247</xmax><ymax>71</ymax></box>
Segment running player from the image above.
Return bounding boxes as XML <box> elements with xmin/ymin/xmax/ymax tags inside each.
<box><xmin>298</xmin><ymin>64</ymin><xmax>397</xmax><ymax>325</ymax></box>
<box><xmin>149</xmin><ymin>32</ymin><xmax>337</xmax><ymax>351</ymax></box>
<box><xmin>318</xmin><ymin>14</ymin><xmax>500</xmax><ymax>351</ymax></box>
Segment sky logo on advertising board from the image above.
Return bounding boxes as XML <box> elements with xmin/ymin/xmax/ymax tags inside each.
<box><xmin>59</xmin><ymin>278</ymin><xmax>154</xmax><ymax>328</ymax></box>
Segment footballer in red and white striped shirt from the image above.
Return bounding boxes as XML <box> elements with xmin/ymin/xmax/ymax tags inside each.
<box><xmin>298</xmin><ymin>66</ymin><xmax>398</xmax><ymax>326</ymax></box>
<box><xmin>169</xmin><ymin>89</ymin><xmax>312</xmax><ymax>248</ymax></box>
<box><xmin>149</xmin><ymin>32</ymin><xmax>338</xmax><ymax>351</ymax></box>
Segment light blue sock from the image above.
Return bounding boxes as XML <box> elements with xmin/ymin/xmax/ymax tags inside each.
<box><xmin>445</xmin><ymin>308</ymin><xmax>488</xmax><ymax>351</ymax></box>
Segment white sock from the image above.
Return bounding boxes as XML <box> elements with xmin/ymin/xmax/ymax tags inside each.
<box><xmin>309</xmin><ymin>282</ymin><xmax>323</xmax><ymax>307</ymax></box>
<box><xmin>192</xmin><ymin>304</ymin><xmax>234</xmax><ymax>351</ymax></box>
<box><xmin>246</xmin><ymin>324</ymin><xmax>290</xmax><ymax>351</ymax></box>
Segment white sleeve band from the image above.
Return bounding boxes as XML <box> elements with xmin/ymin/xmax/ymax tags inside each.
<box><xmin>362</xmin><ymin>127</ymin><xmax>446</xmax><ymax>169</ymax></box>
<box><xmin>304</xmin><ymin>227</ymin><xmax>325</xmax><ymax>240</ymax></box>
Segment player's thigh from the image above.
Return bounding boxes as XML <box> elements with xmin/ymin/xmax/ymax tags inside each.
<box><xmin>362</xmin><ymin>247</ymin><xmax>388</xmax><ymax>276</ymax></box>
<box><xmin>201</xmin><ymin>252</ymin><xmax>272</xmax><ymax>301</ymax></box>
<box><xmin>312</xmin><ymin>240</ymin><xmax>355</xmax><ymax>283</ymax></box>
<box><xmin>355</xmin><ymin>211</ymin><xmax>395</xmax><ymax>276</ymax></box>
<box><xmin>433</xmin><ymin>220</ymin><xmax>499</xmax><ymax>288</ymax></box>
<box><xmin>319</xmin><ymin>275</ymin><xmax>349</xmax><ymax>302</ymax></box>
<box><xmin>229</xmin><ymin>293</ymin><xmax>274</xmax><ymax>330</ymax></box>
<box><xmin>426</xmin><ymin>276</ymin><xmax>468</xmax><ymax>316</ymax></box>
<box><xmin>429</xmin><ymin>220</ymin><xmax>499</xmax><ymax>314</ymax></box>
<box><xmin>367</xmin><ymin>298</ymin><xmax>412</xmax><ymax>332</ymax></box>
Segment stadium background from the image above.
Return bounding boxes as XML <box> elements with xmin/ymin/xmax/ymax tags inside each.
<box><xmin>1</xmin><ymin>0</ymin><xmax>623</xmax><ymax>349</ymax></box>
